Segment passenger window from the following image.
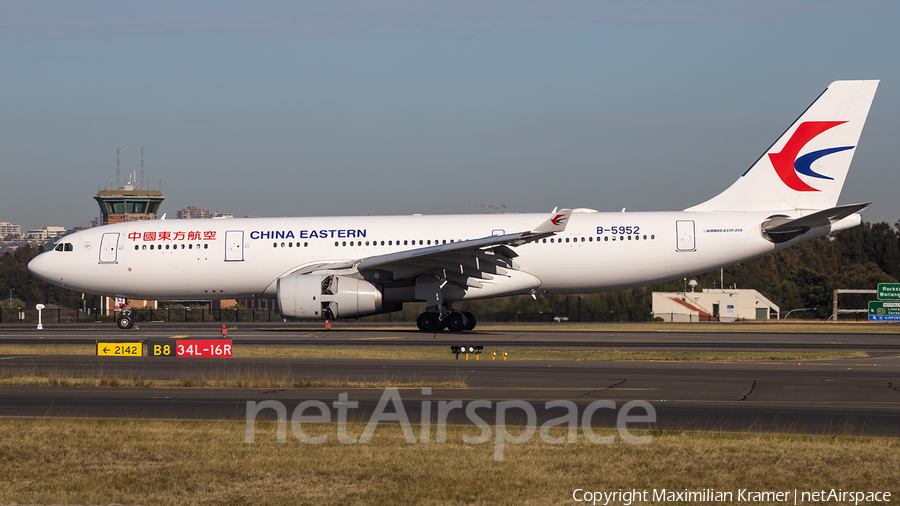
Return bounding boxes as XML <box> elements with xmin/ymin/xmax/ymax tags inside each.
<box><xmin>288</xmin><ymin>242</ymin><xmax>292</xmax><ymax>247</ymax></box>
<box><xmin>419</xmin><ymin>240</ymin><xmax>423</xmax><ymax>245</ymax></box>
<box><xmin>189</xmin><ymin>244</ymin><xmax>192</xmax><ymax>249</ymax></box>
<box><xmin>134</xmin><ymin>245</ymin><xmax>139</xmax><ymax>250</ymax></box>
<box><xmin>565</xmin><ymin>238</ymin><xmax>569</xmax><ymax>243</ymax></box>
<box><xmin>550</xmin><ymin>238</ymin><xmax>554</xmax><ymax>243</ymax></box>
<box><xmin>651</xmin><ymin>235</ymin><xmax>655</xmax><ymax>240</ymax></box>
<box><xmin>404</xmin><ymin>240</ymin><xmax>408</xmax><ymax>245</ymax></box>
<box><xmin>273</xmin><ymin>243</ymin><xmax>277</xmax><ymax>248</ymax></box>
<box><xmin>166</xmin><ymin>244</ymin><xmax>170</xmax><ymax>249</ymax></box>
<box><xmin>142</xmin><ymin>245</ymin><xmax>147</xmax><ymax>250</ymax></box>
<box><xmin>304</xmin><ymin>242</ymin><xmax>308</xmax><ymax>247</ymax></box>
<box><xmin>589</xmin><ymin>237</ymin><xmax>593</xmax><ymax>242</ymax></box>
<box><xmin>342</xmin><ymin>241</ymin><xmax>347</xmax><ymax>246</ymax></box>
<box><xmin>204</xmin><ymin>244</ymin><xmax>208</xmax><ymax>249</ymax></box>
<box><xmin>643</xmin><ymin>235</ymin><xmax>647</xmax><ymax>240</ymax></box>
<box><xmin>604</xmin><ymin>236</ymin><xmax>609</xmax><ymax>242</ymax></box>
<box><xmin>150</xmin><ymin>245</ymin><xmax>154</xmax><ymax>250</ymax></box>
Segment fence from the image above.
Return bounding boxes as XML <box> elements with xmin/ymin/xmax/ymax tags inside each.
<box><xmin>0</xmin><ymin>306</ymin><xmax>282</xmax><ymax>324</ymax></box>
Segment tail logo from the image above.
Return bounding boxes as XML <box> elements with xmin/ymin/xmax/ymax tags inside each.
<box><xmin>769</xmin><ymin>121</ymin><xmax>854</xmax><ymax>192</ymax></box>
<box><xmin>551</xmin><ymin>214</ymin><xmax>567</xmax><ymax>226</ymax></box>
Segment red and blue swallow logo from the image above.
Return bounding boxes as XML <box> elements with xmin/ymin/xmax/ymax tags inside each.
<box><xmin>551</xmin><ymin>214</ymin><xmax>567</xmax><ymax>226</ymax></box>
<box><xmin>769</xmin><ymin>121</ymin><xmax>854</xmax><ymax>192</ymax></box>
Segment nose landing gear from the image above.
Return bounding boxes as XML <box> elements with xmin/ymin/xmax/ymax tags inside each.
<box><xmin>117</xmin><ymin>308</ymin><xmax>135</xmax><ymax>330</ymax></box>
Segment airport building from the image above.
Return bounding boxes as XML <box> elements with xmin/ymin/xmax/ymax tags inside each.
<box><xmin>652</xmin><ymin>289</ymin><xmax>780</xmax><ymax>322</ymax></box>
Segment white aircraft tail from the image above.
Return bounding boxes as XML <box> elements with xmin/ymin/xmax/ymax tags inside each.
<box><xmin>686</xmin><ymin>80</ymin><xmax>879</xmax><ymax>213</ymax></box>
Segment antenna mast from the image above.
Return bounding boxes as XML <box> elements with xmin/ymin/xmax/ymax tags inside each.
<box><xmin>116</xmin><ymin>147</ymin><xmax>121</xmax><ymax>190</ymax></box>
<box><xmin>140</xmin><ymin>147</ymin><xmax>145</xmax><ymax>190</ymax></box>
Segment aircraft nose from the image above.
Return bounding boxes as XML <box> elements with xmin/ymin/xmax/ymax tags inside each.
<box><xmin>27</xmin><ymin>254</ymin><xmax>46</xmax><ymax>280</ymax></box>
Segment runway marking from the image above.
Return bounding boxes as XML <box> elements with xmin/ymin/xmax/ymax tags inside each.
<box><xmin>354</xmin><ymin>337</ymin><xmax>404</xmax><ymax>340</ymax></box>
<box><xmin>169</xmin><ymin>335</ymin><xmax>190</xmax><ymax>338</ymax></box>
<box><xmin>669</xmin><ymin>400</ymin><xmax>900</xmax><ymax>405</ymax></box>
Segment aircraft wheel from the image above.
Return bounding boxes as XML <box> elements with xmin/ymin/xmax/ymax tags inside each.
<box><xmin>416</xmin><ymin>312</ymin><xmax>441</xmax><ymax>332</ymax></box>
<box><xmin>446</xmin><ymin>312</ymin><xmax>466</xmax><ymax>332</ymax></box>
<box><xmin>117</xmin><ymin>315</ymin><xmax>134</xmax><ymax>330</ymax></box>
<box><xmin>462</xmin><ymin>311</ymin><xmax>477</xmax><ymax>330</ymax></box>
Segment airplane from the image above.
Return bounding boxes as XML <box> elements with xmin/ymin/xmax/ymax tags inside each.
<box><xmin>28</xmin><ymin>80</ymin><xmax>879</xmax><ymax>332</ymax></box>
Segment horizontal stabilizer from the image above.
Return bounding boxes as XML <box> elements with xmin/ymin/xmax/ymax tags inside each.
<box><xmin>761</xmin><ymin>202</ymin><xmax>869</xmax><ymax>243</ymax></box>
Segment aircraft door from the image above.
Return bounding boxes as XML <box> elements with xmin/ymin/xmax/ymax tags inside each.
<box><xmin>675</xmin><ymin>220</ymin><xmax>696</xmax><ymax>252</ymax></box>
<box><xmin>225</xmin><ymin>230</ymin><xmax>244</xmax><ymax>261</ymax></box>
<box><xmin>99</xmin><ymin>233</ymin><xmax>120</xmax><ymax>263</ymax></box>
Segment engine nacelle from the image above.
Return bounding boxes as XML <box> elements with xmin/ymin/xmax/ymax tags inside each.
<box><xmin>277</xmin><ymin>274</ymin><xmax>385</xmax><ymax>319</ymax></box>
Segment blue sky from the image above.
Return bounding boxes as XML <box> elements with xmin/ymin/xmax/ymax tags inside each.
<box><xmin>2</xmin><ymin>1</ymin><xmax>899</xmax><ymax>231</ymax></box>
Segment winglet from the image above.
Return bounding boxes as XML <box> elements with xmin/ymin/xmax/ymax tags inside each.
<box><xmin>531</xmin><ymin>209</ymin><xmax>573</xmax><ymax>234</ymax></box>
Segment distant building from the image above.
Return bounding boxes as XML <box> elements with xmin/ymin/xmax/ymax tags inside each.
<box><xmin>25</xmin><ymin>226</ymin><xmax>68</xmax><ymax>241</ymax></box>
<box><xmin>0</xmin><ymin>222</ymin><xmax>21</xmax><ymax>238</ymax></box>
<box><xmin>177</xmin><ymin>206</ymin><xmax>210</xmax><ymax>220</ymax></box>
<box><xmin>211</xmin><ymin>212</ymin><xmax>233</xmax><ymax>219</ymax></box>
<box><xmin>652</xmin><ymin>289</ymin><xmax>780</xmax><ymax>322</ymax></box>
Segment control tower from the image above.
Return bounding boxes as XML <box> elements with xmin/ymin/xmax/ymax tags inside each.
<box><xmin>93</xmin><ymin>148</ymin><xmax>164</xmax><ymax>225</ymax></box>
<box><xmin>94</xmin><ymin>187</ymin><xmax>164</xmax><ymax>225</ymax></box>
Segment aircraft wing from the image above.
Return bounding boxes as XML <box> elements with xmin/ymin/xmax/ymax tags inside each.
<box><xmin>294</xmin><ymin>209</ymin><xmax>572</xmax><ymax>288</ymax></box>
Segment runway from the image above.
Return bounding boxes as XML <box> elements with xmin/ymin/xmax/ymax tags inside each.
<box><xmin>1</xmin><ymin>331</ymin><xmax>899</xmax><ymax>434</ymax></box>
<box><xmin>2</xmin><ymin>322</ymin><xmax>900</xmax><ymax>352</ymax></box>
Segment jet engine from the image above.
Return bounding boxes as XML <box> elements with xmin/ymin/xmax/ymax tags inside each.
<box><xmin>277</xmin><ymin>274</ymin><xmax>392</xmax><ymax>319</ymax></box>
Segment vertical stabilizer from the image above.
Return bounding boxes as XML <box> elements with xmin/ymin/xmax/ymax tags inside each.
<box><xmin>686</xmin><ymin>80</ymin><xmax>878</xmax><ymax>212</ymax></box>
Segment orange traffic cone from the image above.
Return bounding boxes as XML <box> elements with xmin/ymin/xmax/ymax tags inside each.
<box><xmin>325</xmin><ymin>320</ymin><xmax>332</xmax><ymax>330</ymax></box>
<box><xmin>221</xmin><ymin>324</ymin><xmax>227</xmax><ymax>337</ymax></box>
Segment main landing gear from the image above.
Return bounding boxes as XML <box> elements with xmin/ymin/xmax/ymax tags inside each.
<box><xmin>416</xmin><ymin>307</ymin><xmax>476</xmax><ymax>333</ymax></box>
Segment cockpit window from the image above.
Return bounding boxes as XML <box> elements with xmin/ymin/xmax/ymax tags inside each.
<box><xmin>64</xmin><ymin>243</ymin><xmax>73</xmax><ymax>251</ymax></box>
<box><xmin>55</xmin><ymin>244</ymin><xmax>64</xmax><ymax>252</ymax></box>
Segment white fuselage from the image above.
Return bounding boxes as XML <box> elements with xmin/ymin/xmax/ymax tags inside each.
<box><xmin>28</xmin><ymin>210</ymin><xmax>843</xmax><ymax>302</ymax></box>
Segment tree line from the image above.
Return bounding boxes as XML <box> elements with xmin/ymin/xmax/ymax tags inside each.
<box><xmin>3</xmin><ymin>221</ymin><xmax>899</xmax><ymax>319</ymax></box>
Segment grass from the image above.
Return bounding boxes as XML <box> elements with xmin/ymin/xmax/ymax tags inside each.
<box><xmin>0</xmin><ymin>418</ymin><xmax>896</xmax><ymax>505</ymax></box>
<box><xmin>0</xmin><ymin>371</ymin><xmax>467</xmax><ymax>389</ymax></box>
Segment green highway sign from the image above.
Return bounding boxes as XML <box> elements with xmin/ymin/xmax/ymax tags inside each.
<box><xmin>877</xmin><ymin>283</ymin><xmax>900</xmax><ymax>300</ymax></box>
<box><xmin>868</xmin><ymin>300</ymin><xmax>900</xmax><ymax>321</ymax></box>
